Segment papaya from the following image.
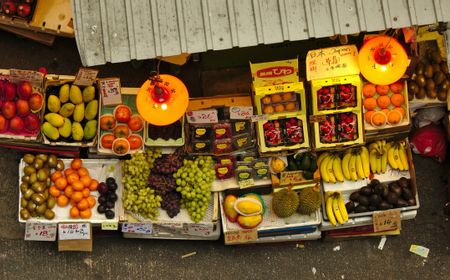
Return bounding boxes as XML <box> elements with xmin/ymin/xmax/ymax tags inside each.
<box><xmin>237</xmin><ymin>214</ymin><xmax>262</xmax><ymax>229</ymax></box>
<box><xmin>223</xmin><ymin>195</ymin><xmax>238</xmax><ymax>222</ymax></box>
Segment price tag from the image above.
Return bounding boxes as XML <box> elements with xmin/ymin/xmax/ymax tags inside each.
<box><xmin>25</xmin><ymin>223</ymin><xmax>57</xmax><ymax>241</ymax></box>
<box><xmin>306</xmin><ymin>45</ymin><xmax>359</xmax><ymax>81</ymax></box>
<box><xmin>373</xmin><ymin>209</ymin><xmax>401</xmax><ymax>232</ymax></box>
<box><xmin>98</xmin><ymin>78</ymin><xmax>122</xmax><ymax>106</ymax></box>
<box><xmin>186</xmin><ymin>109</ymin><xmax>218</xmax><ymax>124</ymax></box>
<box><xmin>251</xmin><ymin>114</ymin><xmax>269</xmax><ymax>122</ymax></box>
<box><xmin>184</xmin><ymin>223</ymin><xmax>214</xmax><ymax>237</ymax></box>
<box><xmin>230</xmin><ymin>106</ymin><xmax>253</xmax><ymax>120</ymax></box>
<box><xmin>239</xmin><ymin>178</ymin><xmax>255</xmax><ymax>189</ymax></box>
<box><xmin>73</xmin><ymin>67</ymin><xmax>99</xmax><ymax>87</ymax></box>
<box><xmin>58</xmin><ymin>223</ymin><xmax>91</xmax><ymax>240</ymax></box>
<box><xmin>224</xmin><ymin>229</ymin><xmax>257</xmax><ymax>244</ymax></box>
<box><xmin>10</xmin><ymin>69</ymin><xmax>44</xmax><ymax>87</ymax></box>
<box><xmin>280</xmin><ymin>171</ymin><xmax>304</xmax><ymax>185</ymax></box>
<box><xmin>101</xmin><ymin>221</ymin><xmax>118</xmax><ymax>231</ymax></box>
<box><xmin>121</xmin><ymin>223</ymin><xmax>153</xmax><ymax>234</ymax></box>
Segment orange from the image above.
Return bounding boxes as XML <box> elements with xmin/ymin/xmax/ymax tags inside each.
<box><xmin>71</xmin><ymin>158</ymin><xmax>83</xmax><ymax>170</ymax></box>
<box><xmin>80</xmin><ymin>208</ymin><xmax>92</xmax><ymax>219</ymax></box>
<box><xmin>363</xmin><ymin>98</ymin><xmax>377</xmax><ymax>110</ymax></box>
<box><xmin>271</xmin><ymin>94</ymin><xmax>282</xmax><ymax>103</ymax></box>
<box><xmin>381</xmin><ymin>109</ymin><xmax>390</xmax><ymax>116</ymax></box>
<box><xmin>77</xmin><ymin>198</ymin><xmax>89</xmax><ymax>211</ymax></box>
<box><xmin>80</xmin><ymin>175</ymin><xmax>92</xmax><ymax>188</ymax></box>
<box><xmin>66</xmin><ymin>173</ymin><xmax>80</xmax><ymax>185</ymax></box>
<box><xmin>55</xmin><ymin>177</ymin><xmax>68</xmax><ymax>191</ymax></box>
<box><xmin>376</xmin><ymin>85</ymin><xmax>390</xmax><ymax>95</ymax></box>
<box><xmin>261</xmin><ymin>96</ymin><xmax>271</xmax><ymax>105</ymax></box>
<box><xmin>394</xmin><ymin>106</ymin><xmax>405</xmax><ymax>117</ymax></box>
<box><xmin>65</xmin><ymin>185</ymin><xmax>74</xmax><ymax>198</ymax></box>
<box><xmin>64</xmin><ymin>168</ymin><xmax>75</xmax><ymax>177</ymax></box>
<box><xmin>390</xmin><ymin>93</ymin><xmax>405</xmax><ymax>106</ymax></box>
<box><xmin>364</xmin><ymin>110</ymin><xmax>375</xmax><ymax>123</ymax></box>
<box><xmin>70</xmin><ymin>206</ymin><xmax>80</xmax><ymax>218</ymax></box>
<box><xmin>282</xmin><ymin>92</ymin><xmax>294</xmax><ymax>101</ymax></box>
<box><xmin>82</xmin><ymin>188</ymin><xmax>90</xmax><ymax>198</ymax></box>
<box><xmin>49</xmin><ymin>185</ymin><xmax>61</xmax><ymax>197</ymax></box>
<box><xmin>89</xmin><ymin>179</ymin><xmax>99</xmax><ymax>191</ymax></box>
<box><xmin>87</xmin><ymin>196</ymin><xmax>96</xmax><ymax>208</ymax></box>
<box><xmin>57</xmin><ymin>195</ymin><xmax>69</xmax><ymax>207</ymax></box>
<box><xmin>77</xmin><ymin>167</ymin><xmax>89</xmax><ymax>177</ymax></box>
<box><xmin>363</xmin><ymin>83</ymin><xmax>376</xmax><ymax>98</ymax></box>
<box><xmin>263</xmin><ymin>105</ymin><xmax>274</xmax><ymax>114</ymax></box>
<box><xmin>51</xmin><ymin>171</ymin><xmax>63</xmax><ymax>182</ymax></box>
<box><xmin>371</xmin><ymin>112</ymin><xmax>387</xmax><ymax>127</ymax></box>
<box><xmin>377</xmin><ymin>96</ymin><xmax>391</xmax><ymax>109</ymax></box>
<box><xmin>285</xmin><ymin>102</ymin><xmax>296</xmax><ymax>111</ymax></box>
<box><xmin>72</xmin><ymin>180</ymin><xmax>85</xmax><ymax>191</ymax></box>
<box><xmin>389</xmin><ymin>81</ymin><xmax>403</xmax><ymax>93</ymax></box>
<box><xmin>72</xmin><ymin>191</ymin><xmax>83</xmax><ymax>202</ymax></box>
<box><xmin>387</xmin><ymin>110</ymin><xmax>402</xmax><ymax>124</ymax></box>
<box><xmin>274</xmin><ymin>104</ymin><xmax>285</xmax><ymax>112</ymax></box>
<box><xmin>70</xmin><ymin>199</ymin><xmax>77</xmax><ymax>207</ymax></box>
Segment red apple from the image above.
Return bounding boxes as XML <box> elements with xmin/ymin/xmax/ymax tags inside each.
<box><xmin>2</xmin><ymin>1</ymin><xmax>16</xmax><ymax>15</ymax></box>
<box><xmin>2</xmin><ymin>101</ymin><xmax>16</xmax><ymax>119</ymax></box>
<box><xmin>0</xmin><ymin>80</ymin><xmax>5</xmax><ymax>99</ymax></box>
<box><xmin>4</xmin><ymin>82</ymin><xmax>16</xmax><ymax>101</ymax></box>
<box><xmin>17</xmin><ymin>81</ymin><xmax>32</xmax><ymax>100</ymax></box>
<box><xmin>23</xmin><ymin>114</ymin><xmax>39</xmax><ymax>133</ymax></box>
<box><xmin>0</xmin><ymin>115</ymin><xmax>8</xmax><ymax>133</ymax></box>
<box><xmin>9</xmin><ymin>116</ymin><xmax>24</xmax><ymax>133</ymax></box>
<box><xmin>16</xmin><ymin>99</ymin><xmax>30</xmax><ymax>116</ymax></box>
<box><xmin>16</xmin><ymin>3</ymin><xmax>31</xmax><ymax>17</ymax></box>
<box><xmin>28</xmin><ymin>92</ymin><xmax>43</xmax><ymax>112</ymax></box>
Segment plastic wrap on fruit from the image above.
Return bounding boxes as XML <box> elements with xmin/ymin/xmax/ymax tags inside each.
<box><xmin>337</xmin><ymin>84</ymin><xmax>356</xmax><ymax>108</ymax></box>
<box><xmin>263</xmin><ymin>120</ymin><xmax>282</xmax><ymax>146</ymax></box>
<box><xmin>410</xmin><ymin>124</ymin><xmax>447</xmax><ymax>163</ymax></box>
<box><xmin>319</xmin><ymin>115</ymin><xmax>336</xmax><ymax>143</ymax></box>
<box><xmin>284</xmin><ymin>118</ymin><xmax>304</xmax><ymax>145</ymax></box>
<box><xmin>317</xmin><ymin>86</ymin><xmax>335</xmax><ymax>110</ymax></box>
<box><xmin>338</xmin><ymin>113</ymin><xmax>357</xmax><ymax>142</ymax></box>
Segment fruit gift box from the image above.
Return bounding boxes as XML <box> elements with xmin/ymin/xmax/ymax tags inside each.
<box><xmin>97</xmin><ymin>89</ymin><xmax>145</xmax><ymax>155</ymax></box>
<box><xmin>362</xmin><ymin>80</ymin><xmax>410</xmax><ymax>133</ymax></box>
<box><xmin>0</xmin><ymin>69</ymin><xmax>45</xmax><ymax>141</ymax></box>
<box><xmin>41</xmin><ymin>75</ymin><xmax>100</xmax><ymax>147</ymax></box>
<box><xmin>145</xmin><ymin>117</ymin><xmax>185</xmax><ymax>147</ymax></box>
<box><xmin>253</xmin><ymin>82</ymin><xmax>306</xmax><ymax>116</ymax></box>
<box><xmin>0</xmin><ymin>0</ymin><xmax>37</xmax><ymax>21</ymax></box>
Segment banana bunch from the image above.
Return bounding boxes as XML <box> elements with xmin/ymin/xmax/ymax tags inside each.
<box><xmin>369</xmin><ymin>140</ymin><xmax>409</xmax><ymax>173</ymax></box>
<box><xmin>387</xmin><ymin>142</ymin><xmax>409</xmax><ymax>171</ymax></box>
<box><xmin>341</xmin><ymin>148</ymin><xmax>370</xmax><ymax>181</ymax></box>
<box><xmin>325</xmin><ymin>192</ymin><xmax>348</xmax><ymax>226</ymax></box>
<box><xmin>318</xmin><ymin>152</ymin><xmax>344</xmax><ymax>183</ymax></box>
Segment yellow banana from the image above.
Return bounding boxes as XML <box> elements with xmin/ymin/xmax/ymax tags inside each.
<box><xmin>360</xmin><ymin>147</ymin><xmax>370</xmax><ymax>178</ymax></box>
<box><xmin>369</xmin><ymin>142</ymin><xmax>380</xmax><ymax>153</ymax></box>
<box><xmin>377</xmin><ymin>153</ymin><xmax>383</xmax><ymax>174</ymax></box>
<box><xmin>326</xmin><ymin>155</ymin><xmax>337</xmax><ymax>183</ymax></box>
<box><xmin>387</xmin><ymin>146</ymin><xmax>398</xmax><ymax>169</ymax></box>
<box><xmin>326</xmin><ymin>195</ymin><xmax>337</xmax><ymax>226</ymax></box>
<box><xmin>336</xmin><ymin>192</ymin><xmax>348</xmax><ymax>222</ymax></box>
<box><xmin>369</xmin><ymin>149</ymin><xmax>378</xmax><ymax>174</ymax></box>
<box><xmin>332</xmin><ymin>194</ymin><xmax>344</xmax><ymax>225</ymax></box>
<box><xmin>381</xmin><ymin>142</ymin><xmax>391</xmax><ymax>173</ymax></box>
<box><xmin>317</xmin><ymin>152</ymin><xmax>330</xmax><ymax>167</ymax></box>
<box><xmin>341</xmin><ymin>152</ymin><xmax>352</xmax><ymax>180</ymax></box>
<box><xmin>355</xmin><ymin>153</ymin><xmax>365</xmax><ymax>179</ymax></box>
<box><xmin>332</xmin><ymin>156</ymin><xmax>344</xmax><ymax>182</ymax></box>
<box><xmin>399</xmin><ymin>144</ymin><xmax>409</xmax><ymax>171</ymax></box>
<box><xmin>349</xmin><ymin>154</ymin><xmax>358</xmax><ymax>181</ymax></box>
<box><xmin>393</xmin><ymin>145</ymin><xmax>403</xmax><ymax>170</ymax></box>
<box><xmin>319</xmin><ymin>154</ymin><xmax>331</xmax><ymax>182</ymax></box>
<box><xmin>380</xmin><ymin>140</ymin><xmax>386</xmax><ymax>152</ymax></box>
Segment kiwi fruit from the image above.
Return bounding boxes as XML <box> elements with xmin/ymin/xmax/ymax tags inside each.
<box><xmin>427</xmin><ymin>89</ymin><xmax>437</xmax><ymax>99</ymax></box>
<box><xmin>438</xmin><ymin>89</ymin><xmax>448</xmax><ymax>101</ymax></box>
<box><xmin>426</xmin><ymin>78</ymin><xmax>436</xmax><ymax>91</ymax></box>
<box><xmin>434</xmin><ymin>71</ymin><xmax>446</xmax><ymax>85</ymax></box>
<box><xmin>424</xmin><ymin>64</ymin><xmax>434</xmax><ymax>78</ymax></box>
<box><xmin>440</xmin><ymin>61</ymin><xmax>449</xmax><ymax>73</ymax></box>
<box><xmin>415</xmin><ymin>87</ymin><xmax>426</xmax><ymax>99</ymax></box>
<box><xmin>416</xmin><ymin>74</ymin><xmax>426</xmax><ymax>87</ymax></box>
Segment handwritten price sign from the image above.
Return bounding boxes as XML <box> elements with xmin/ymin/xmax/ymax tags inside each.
<box><xmin>121</xmin><ymin>223</ymin><xmax>153</xmax><ymax>235</ymax></box>
<box><xmin>25</xmin><ymin>223</ymin><xmax>57</xmax><ymax>241</ymax></box>
<box><xmin>239</xmin><ymin>178</ymin><xmax>255</xmax><ymax>189</ymax></box>
<box><xmin>73</xmin><ymin>68</ymin><xmax>99</xmax><ymax>87</ymax></box>
<box><xmin>280</xmin><ymin>171</ymin><xmax>304</xmax><ymax>185</ymax></box>
<box><xmin>58</xmin><ymin>223</ymin><xmax>91</xmax><ymax>240</ymax></box>
<box><xmin>99</xmin><ymin>78</ymin><xmax>122</xmax><ymax>106</ymax></box>
<box><xmin>373</xmin><ymin>209</ymin><xmax>401</xmax><ymax>232</ymax></box>
<box><xmin>224</xmin><ymin>229</ymin><xmax>257</xmax><ymax>244</ymax></box>
<box><xmin>183</xmin><ymin>223</ymin><xmax>214</xmax><ymax>237</ymax></box>
<box><xmin>186</xmin><ymin>109</ymin><xmax>218</xmax><ymax>124</ymax></box>
<box><xmin>230</xmin><ymin>106</ymin><xmax>253</xmax><ymax>120</ymax></box>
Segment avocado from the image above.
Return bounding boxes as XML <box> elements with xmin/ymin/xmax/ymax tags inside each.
<box><xmin>389</xmin><ymin>182</ymin><xmax>402</xmax><ymax>196</ymax></box>
<box><xmin>349</xmin><ymin>192</ymin><xmax>360</xmax><ymax>202</ymax></box>
<box><xmin>301</xmin><ymin>154</ymin><xmax>311</xmax><ymax>171</ymax></box>
<box><xmin>358</xmin><ymin>195</ymin><xmax>370</xmax><ymax>206</ymax></box>
<box><xmin>309</xmin><ymin>156</ymin><xmax>317</xmax><ymax>172</ymax></box>
<box><xmin>401</xmin><ymin>188</ymin><xmax>413</xmax><ymax>200</ymax></box>
<box><xmin>303</xmin><ymin>170</ymin><xmax>313</xmax><ymax>180</ymax></box>
<box><xmin>386</xmin><ymin>192</ymin><xmax>399</xmax><ymax>205</ymax></box>
<box><xmin>378</xmin><ymin>201</ymin><xmax>393</xmax><ymax>210</ymax></box>
<box><xmin>396</xmin><ymin>199</ymin><xmax>408</xmax><ymax>208</ymax></box>
<box><xmin>287</xmin><ymin>159</ymin><xmax>298</xmax><ymax>171</ymax></box>
<box><xmin>369</xmin><ymin>194</ymin><xmax>382</xmax><ymax>207</ymax></box>
<box><xmin>397</xmin><ymin>177</ymin><xmax>409</xmax><ymax>188</ymax></box>
<box><xmin>345</xmin><ymin>201</ymin><xmax>355</xmax><ymax>213</ymax></box>
<box><xmin>360</xmin><ymin>186</ymin><xmax>372</xmax><ymax>196</ymax></box>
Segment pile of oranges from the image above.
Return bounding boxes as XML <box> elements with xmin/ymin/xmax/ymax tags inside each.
<box><xmin>49</xmin><ymin>158</ymin><xmax>98</xmax><ymax>219</ymax></box>
<box><xmin>362</xmin><ymin>81</ymin><xmax>406</xmax><ymax>127</ymax></box>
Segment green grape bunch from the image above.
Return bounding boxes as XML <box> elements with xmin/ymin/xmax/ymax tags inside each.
<box><xmin>173</xmin><ymin>156</ymin><xmax>215</xmax><ymax>222</ymax></box>
<box><xmin>122</xmin><ymin>149</ymin><xmax>163</xmax><ymax>220</ymax></box>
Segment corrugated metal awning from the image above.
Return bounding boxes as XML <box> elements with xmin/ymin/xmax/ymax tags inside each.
<box><xmin>73</xmin><ymin>0</ymin><xmax>450</xmax><ymax>66</ymax></box>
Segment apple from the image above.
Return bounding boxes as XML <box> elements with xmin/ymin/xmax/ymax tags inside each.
<box><xmin>9</xmin><ymin>116</ymin><xmax>24</xmax><ymax>133</ymax></box>
<box><xmin>0</xmin><ymin>115</ymin><xmax>8</xmax><ymax>133</ymax></box>
<box><xmin>2</xmin><ymin>1</ymin><xmax>16</xmax><ymax>15</ymax></box>
<box><xmin>17</xmin><ymin>81</ymin><xmax>32</xmax><ymax>100</ymax></box>
<box><xmin>4</xmin><ymin>82</ymin><xmax>16</xmax><ymax>101</ymax></box>
<box><xmin>28</xmin><ymin>92</ymin><xmax>43</xmax><ymax>112</ymax></box>
<box><xmin>0</xmin><ymin>80</ymin><xmax>5</xmax><ymax>98</ymax></box>
<box><xmin>2</xmin><ymin>101</ymin><xmax>16</xmax><ymax>119</ymax></box>
<box><xmin>16</xmin><ymin>99</ymin><xmax>30</xmax><ymax>116</ymax></box>
<box><xmin>23</xmin><ymin>114</ymin><xmax>39</xmax><ymax>133</ymax></box>
<box><xmin>16</xmin><ymin>3</ymin><xmax>31</xmax><ymax>17</ymax></box>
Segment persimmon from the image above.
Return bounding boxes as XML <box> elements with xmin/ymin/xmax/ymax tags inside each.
<box><xmin>71</xmin><ymin>158</ymin><xmax>82</xmax><ymax>170</ymax></box>
<box><xmin>363</xmin><ymin>83</ymin><xmax>376</xmax><ymax>98</ymax></box>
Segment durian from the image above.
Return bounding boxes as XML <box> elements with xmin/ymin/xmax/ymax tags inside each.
<box><xmin>297</xmin><ymin>184</ymin><xmax>322</xmax><ymax>215</ymax></box>
<box><xmin>272</xmin><ymin>187</ymin><xmax>299</xmax><ymax>218</ymax></box>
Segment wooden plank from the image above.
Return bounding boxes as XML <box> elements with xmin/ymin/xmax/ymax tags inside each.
<box><xmin>334</xmin><ymin>0</ymin><xmax>360</xmax><ymax>35</ymax></box>
<box><xmin>78</xmin><ymin>0</ymin><xmax>106</xmax><ymax>66</ymax></box>
<box><xmin>385</xmin><ymin>0</ymin><xmax>412</xmax><ymax>28</ymax></box>
<box><xmin>283</xmin><ymin>0</ymin><xmax>309</xmax><ymax>41</ymax></box>
<box><xmin>232</xmin><ymin>0</ymin><xmax>258</xmax><ymax>47</ymax></box>
<box><xmin>129</xmin><ymin>0</ymin><xmax>156</xmax><ymax>60</ymax></box>
<box><xmin>308</xmin><ymin>0</ymin><xmax>335</xmax><ymax>37</ymax></box>
<box><xmin>0</xmin><ymin>24</ymin><xmax>56</xmax><ymax>46</ymax></box>
<box><xmin>207</xmin><ymin>0</ymin><xmax>233</xmax><ymax>50</ymax></box>
<box><xmin>257</xmin><ymin>0</ymin><xmax>283</xmax><ymax>44</ymax></box>
<box><xmin>155</xmin><ymin>0</ymin><xmax>182</xmax><ymax>56</ymax></box>
<box><xmin>181</xmin><ymin>0</ymin><xmax>208</xmax><ymax>53</ymax></box>
<box><xmin>411</xmin><ymin>0</ymin><xmax>436</xmax><ymax>25</ymax></box>
<box><xmin>363</xmin><ymin>0</ymin><xmax>386</xmax><ymax>31</ymax></box>
<box><xmin>103</xmin><ymin>0</ymin><xmax>131</xmax><ymax>63</ymax></box>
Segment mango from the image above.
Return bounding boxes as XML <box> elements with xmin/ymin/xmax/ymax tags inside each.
<box><xmin>223</xmin><ymin>195</ymin><xmax>238</xmax><ymax>222</ymax></box>
<box><xmin>59</xmin><ymin>103</ymin><xmax>75</xmax><ymax>117</ymax></box>
<box><xmin>237</xmin><ymin>214</ymin><xmax>262</xmax><ymax>229</ymax></box>
<box><xmin>71</xmin><ymin>122</ymin><xmax>84</xmax><ymax>141</ymax></box>
<box><xmin>47</xmin><ymin>95</ymin><xmax>61</xmax><ymax>113</ymax></box>
<box><xmin>84</xmin><ymin>120</ymin><xmax>97</xmax><ymax>140</ymax></box>
<box><xmin>44</xmin><ymin>113</ymin><xmax>64</xmax><ymax>128</ymax></box>
<box><xmin>83</xmin><ymin>86</ymin><xmax>96</xmax><ymax>102</ymax></box>
<box><xmin>235</xmin><ymin>197</ymin><xmax>262</xmax><ymax>215</ymax></box>
<box><xmin>85</xmin><ymin>100</ymin><xmax>98</xmax><ymax>120</ymax></box>
<box><xmin>73</xmin><ymin>103</ymin><xmax>85</xmax><ymax>122</ymax></box>
<box><xmin>59</xmin><ymin>84</ymin><xmax>70</xmax><ymax>103</ymax></box>
<box><xmin>69</xmin><ymin>85</ymin><xmax>83</xmax><ymax>105</ymax></box>
<box><xmin>42</xmin><ymin>122</ymin><xmax>59</xmax><ymax>141</ymax></box>
<box><xmin>58</xmin><ymin>118</ymin><xmax>72</xmax><ymax>138</ymax></box>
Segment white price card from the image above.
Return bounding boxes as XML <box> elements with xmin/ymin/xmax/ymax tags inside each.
<box><xmin>101</xmin><ymin>221</ymin><xmax>119</xmax><ymax>231</ymax></box>
<box><xmin>58</xmin><ymin>223</ymin><xmax>91</xmax><ymax>240</ymax></box>
<box><xmin>186</xmin><ymin>109</ymin><xmax>218</xmax><ymax>124</ymax></box>
<box><xmin>239</xmin><ymin>178</ymin><xmax>255</xmax><ymax>189</ymax></box>
<box><xmin>184</xmin><ymin>223</ymin><xmax>214</xmax><ymax>237</ymax></box>
<box><xmin>121</xmin><ymin>223</ymin><xmax>153</xmax><ymax>234</ymax></box>
<box><xmin>98</xmin><ymin>77</ymin><xmax>122</xmax><ymax>106</ymax></box>
<box><xmin>25</xmin><ymin>223</ymin><xmax>57</xmax><ymax>241</ymax></box>
<box><xmin>73</xmin><ymin>68</ymin><xmax>99</xmax><ymax>87</ymax></box>
<box><xmin>230</xmin><ymin>106</ymin><xmax>253</xmax><ymax>120</ymax></box>
<box><xmin>251</xmin><ymin>114</ymin><xmax>269</xmax><ymax>122</ymax></box>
